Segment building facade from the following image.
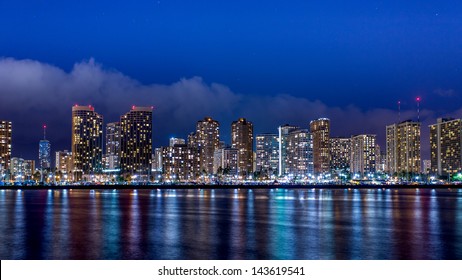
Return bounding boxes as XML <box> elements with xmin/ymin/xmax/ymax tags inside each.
<box><xmin>39</xmin><ymin>139</ymin><xmax>51</xmax><ymax>169</ymax></box>
<box><xmin>285</xmin><ymin>129</ymin><xmax>313</xmax><ymax>177</ymax></box>
<box><xmin>105</xmin><ymin>122</ymin><xmax>121</xmax><ymax>171</ymax></box>
<box><xmin>0</xmin><ymin>120</ymin><xmax>12</xmax><ymax>174</ymax></box>
<box><xmin>71</xmin><ymin>105</ymin><xmax>103</xmax><ymax>181</ymax></box>
<box><xmin>231</xmin><ymin>118</ymin><xmax>253</xmax><ymax>176</ymax></box>
<box><xmin>350</xmin><ymin>134</ymin><xmax>377</xmax><ymax>177</ymax></box>
<box><xmin>278</xmin><ymin>124</ymin><xmax>299</xmax><ymax>176</ymax></box>
<box><xmin>10</xmin><ymin>157</ymin><xmax>24</xmax><ymax>182</ymax></box>
<box><xmin>120</xmin><ymin>106</ymin><xmax>153</xmax><ymax>178</ymax></box>
<box><xmin>55</xmin><ymin>150</ymin><xmax>73</xmax><ymax>182</ymax></box>
<box><xmin>161</xmin><ymin>144</ymin><xmax>196</xmax><ymax>181</ymax></box>
<box><xmin>429</xmin><ymin>118</ymin><xmax>462</xmax><ymax>177</ymax></box>
<box><xmin>330</xmin><ymin>137</ymin><xmax>351</xmax><ymax>172</ymax></box>
<box><xmin>386</xmin><ymin>120</ymin><xmax>421</xmax><ymax>176</ymax></box>
<box><xmin>255</xmin><ymin>133</ymin><xmax>279</xmax><ymax>177</ymax></box>
<box><xmin>310</xmin><ymin>118</ymin><xmax>330</xmax><ymax>174</ymax></box>
<box><xmin>193</xmin><ymin>117</ymin><xmax>220</xmax><ymax>175</ymax></box>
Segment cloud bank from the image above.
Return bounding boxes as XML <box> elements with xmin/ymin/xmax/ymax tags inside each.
<box><xmin>0</xmin><ymin>57</ymin><xmax>445</xmax><ymax>161</ymax></box>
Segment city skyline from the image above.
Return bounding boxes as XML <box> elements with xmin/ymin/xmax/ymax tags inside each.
<box><xmin>1</xmin><ymin>2</ymin><xmax>462</xmax><ymax>164</ymax></box>
<box><xmin>0</xmin><ymin>102</ymin><xmax>454</xmax><ymax>166</ymax></box>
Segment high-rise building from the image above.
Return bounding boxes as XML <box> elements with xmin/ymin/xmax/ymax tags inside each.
<box><xmin>72</xmin><ymin>105</ymin><xmax>103</xmax><ymax>181</ymax></box>
<box><xmin>120</xmin><ymin>106</ymin><xmax>153</xmax><ymax>178</ymax></box>
<box><xmin>55</xmin><ymin>150</ymin><xmax>73</xmax><ymax>181</ymax></box>
<box><xmin>310</xmin><ymin>118</ymin><xmax>331</xmax><ymax>174</ymax></box>
<box><xmin>10</xmin><ymin>157</ymin><xmax>24</xmax><ymax>182</ymax></box>
<box><xmin>285</xmin><ymin>129</ymin><xmax>313</xmax><ymax>177</ymax></box>
<box><xmin>187</xmin><ymin>133</ymin><xmax>202</xmax><ymax>178</ymax></box>
<box><xmin>256</xmin><ymin>133</ymin><xmax>279</xmax><ymax>177</ymax></box>
<box><xmin>152</xmin><ymin>148</ymin><xmax>163</xmax><ymax>173</ymax></box>
<box><xmin>0</xmin><ymin>120</ymin><xmax>12</xmax><ymax>174</ymax></box>
<box><xmin>105</xmin><ymin>122</ymin><xmax>121</xmax><ymax>171</ymax></box>
<box><xmin>278</xmin><ymin>124</ymin><xmax>299</xmax><ymax>176</ymax></box>
<box><xmin>423</xmin><ymin>160</ymin><xmax>431</xmax><ymax>174</ymax></box>
<box><xmin>24</xmin><ymin>160</ymin><xmax>35</xmax><ymax>180</ymax></box>
<box><xmin>330</xmin><ymin>137</ymin><xmax>351</xmax><ymax>172</ymax></box>
<box><xmin>429</xmin><ymin>118</ymin><xmax>462</xmax><ymax>177</ymax></box>
<box><xmin>169</xmin><ymin>137</ymin><xmax>186</xmax><ymax>147</ymax></box>
<box><xmin>386</xmin><ymin>120</ymin><xmax>421</xmax><ymax>176</ymax></box>
<box><xmin>161</xmin><ymin>144</ymin><xmax>196</xmax><ymax>181</ymax></box>
<box><xmin>350</xmin><ymin>134</ymin><xmax>376</xmax><ymax>177</ymax></box>
<box><xmin>39</xmin><ymin>125</ymin><xmax>51</xmax><ymax>171</ymax></box>
<box><xmin>231</xmin><ymin>118</ymin><xmax>253</xmax><ymax>176</ymax></box>
<box><xmin>193</xmin><ymin>117</ymin><xmax>220</xmax><ymax>175</ymax></box>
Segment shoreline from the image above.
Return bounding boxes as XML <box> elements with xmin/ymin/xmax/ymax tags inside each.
<box><xmin>0</xmin><ymin>184</ymin><xmax>460</xmax><ymax>190</ymax></box>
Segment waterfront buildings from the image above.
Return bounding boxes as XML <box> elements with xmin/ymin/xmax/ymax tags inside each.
<box><xmin>9</xmin><ymin>157</ymin><xmax>24</xmax><ymax>181</ymax></box>
<box><xmin>429</xmin><ymin>118</ymin><xmax>462</xmax><ymax>177</ymax></box>
<box><xmin>24</xmin><ymin>160</ymin><xmax>35</xmax><ymax>181</ymax></box>
<box><xmin>255</xmin><ymin>133</ymin><xmax>279</xmax><ymax>177</ymax></box>
<box><xmin>71</xmin><ymin>105</ymin><xmax>103</xmax><ymax>181</ymax></box>
<box><xmin>191</xmin><ymin>117</ymin><xmax>220</xmax><ymax>175</ymax></box>
<box><xmin>231</xmin><ymin>118</ymin><xmax>253</xmax><ymax>176</ymax></box>
<box><xmin>55</xmin><ymin>150</ymin><xmax>73</xmax><ymax>182</ymax></box>
<box><xmin>278</xmin><ymin>124</ymin><xmax>299</xmax><ymax>176</ymax></box>
<box><xmin>39</xmin><ymin>126</ymin><xmax>51</xmax><ymax>170</ymax></box>
<box><xmin>0</xmin><ymin>120</ymin><xmax>12</xmax><ymax>174</ymax></box>
<box><xmin>105</xmin><ymin>122</ymin><xmax>121</xmax><ymax>171</ymax></box>
<box><xmin>350</xmin><ymin>134</ymin><xmax>377</xmax><ymax>177</ymax></box>
<box><xmin>213</xmin><ymin>147</ymin><xmax>238</xmax><ymax>177</ymax></box>
<box><xmin>120</xmin><ymin>106</ymin><xmax>153</xmax><ymax>179</ymax></box>
<box><xmin>310</xmin><ymin>118</ymin><xmax>331</xmax><ymax>174</ymax></box>
<box><xmin>285</xmin><ymin>129</ymin><xmax>313</xmax><ymax>177</ymax></box>
<box><xmin>386</xmin><ymin>120</ymin><xmax>421</xmax><ymax>176</ymax></box>
<box><xmin>161</xmin><ymin>144</ymin><xmax>195</xmax><ymax>181</ymax></box>
<box><xmin>330</xmin><ymin>137</ymin><xmax>351</xmax><ymax>173</ymax></box>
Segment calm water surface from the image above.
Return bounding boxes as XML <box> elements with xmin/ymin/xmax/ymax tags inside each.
<box><xmin>0</xmin><ymin>188</ymin><xmax>461</xmax><ymax>260</ymax></box>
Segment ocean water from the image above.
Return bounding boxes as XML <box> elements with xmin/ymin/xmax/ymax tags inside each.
<box><xmin>0</xmin><ymin>188</ymin><xmax>461</xmax><ymax>259</ymax></box>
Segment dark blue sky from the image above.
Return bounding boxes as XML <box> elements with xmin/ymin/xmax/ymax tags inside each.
<box><xmin>1</xmin><ymin>0</ymin><xmax>462</xmax><ymax>161</ymax></box>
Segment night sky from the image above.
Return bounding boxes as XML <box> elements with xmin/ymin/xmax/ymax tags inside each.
<box><xmin>1</xmin><ymin>0</ymin><xmax>462</xmax><ymax>163</ymax></box>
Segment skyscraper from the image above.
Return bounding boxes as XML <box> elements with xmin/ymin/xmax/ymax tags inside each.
<box><xmin>231</xmin><ymin>118</ymin><xmax>254</xmax><ymax>176</ymax></box>
<box><xmin>120</xmin><ymin>106</ymin><xmax>153</xmax><ymax>178</ymax></box>
<box><xmin>72</xmin><ymin>105</ymin><xmax>103</xmax><ymax>181</ymax></box>
<box><xmin>429</xmin><ymin>118</ymin><xmax>462</xmax><ymax>177</ymax></box>
<box><xmin>105</xmin><ymin>122</ymin><xmax>121</xmax><ymax>171</ymax></box>
<box><xmin>39</xmin><ymin>125</ymin><xmax>51</xmax><ymax>170</ymax></box>
<box><xmin>194</xmin><ymin>117</ymin><xmax>220</xmax><ymax>175</ymax></box>
<box><xmin>386</xmin><ymin>120</ymin><xmax>421</xmax><ymax>176</ymax></box>
<box><xmin>0</xmin><ymin>120</ymin><xmax>12</xmax><ymax>174</ymax></box>
<box><xmin>285</xmin><ymin>129</ymin><xmax>313</xmax><ymax>177</ymax></box>
<box><xmin>255</xmin><ymin>133</ymin><xmax>279</xmax><ymax>177</ymax></box>
<box><xmin>350</xmin><ymin>134</ymin><xmax>376</xmax><ymax>177</ymax></box>
<box><xmin>310</xmin><ymin>118</ymin><xmax>330</xmax><ymax>174</ymax></box>
<box><xmin>330</xmin><ymin>137</ymin><xmax>351</xmax><ymax>172</ymax></box>
<box><xmin>278</xmin><ymin>124</ymin><xmax>299</xmax><ymax>176</ymax></box>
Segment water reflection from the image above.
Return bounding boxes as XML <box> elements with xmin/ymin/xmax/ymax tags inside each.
<box><xmin>0</xmin><ymin>188</ymin><xmax>461</xmax><ymax>259</ymax></box>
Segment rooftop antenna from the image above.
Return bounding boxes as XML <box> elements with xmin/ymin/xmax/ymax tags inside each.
<box><xmin>43</xmin><ymin>124</ymin><xmax>47</xmax><ymax>140</ymax></box>
<box><xmin>398</xmin><ymin>101</ymin><xmax>401</xmax><ymax>123</ymax></box>
<box><xmin>416</xmin><ymin>97</ymin><xmax>421</xmax><ymax>122</ymax></box>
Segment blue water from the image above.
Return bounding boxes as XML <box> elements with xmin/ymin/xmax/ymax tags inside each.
<box><xmin>0</xmin><ymin>188</ymin><xmax>461</xmax><ymax>259</ymax></box>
